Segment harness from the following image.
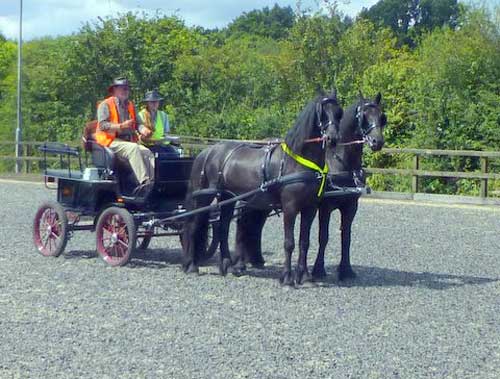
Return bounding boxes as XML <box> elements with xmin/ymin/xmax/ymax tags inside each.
<box><xmin>198</xmin><ymin>95</ymin><xmax>338</xmax><ymax>200</ymax></box>
<box><xmin>280</xmin><ymin>142</ymin><xmax>328</xmax><ymax>197</ymax></box>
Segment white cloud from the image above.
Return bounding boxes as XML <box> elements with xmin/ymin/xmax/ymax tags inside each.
<box><xmin>0</xmin><ymin>0</ymin><xmax>379</xmax><ymax>40</ymax></box>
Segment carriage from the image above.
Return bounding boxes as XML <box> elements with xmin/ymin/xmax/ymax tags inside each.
<box><xmin>32</xmin><ymin>126</ymin><xmax>216</xmax><ymax>267</ymax></box>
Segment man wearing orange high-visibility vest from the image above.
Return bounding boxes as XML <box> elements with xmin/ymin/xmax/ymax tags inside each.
<box><xmin>96</xmin><ymin>77</ymin><xmax>155</xmax><ymax>198</ymax></box>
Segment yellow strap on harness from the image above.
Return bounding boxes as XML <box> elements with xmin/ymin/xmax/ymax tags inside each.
<box><xmin>281</xmin><ymin>143</ymin><xmax>329</xmax><ymax>197</ymax></box>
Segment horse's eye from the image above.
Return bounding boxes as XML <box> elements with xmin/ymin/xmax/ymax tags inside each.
<box><xmin>380</xmin><ymin>114</ymin><xmax>387</xmax><ymax>126</ymax></box>
<box><xmin>335</xmin><ymin>108</ymin><xmax>343</xmax><ymax>120</ymax></box>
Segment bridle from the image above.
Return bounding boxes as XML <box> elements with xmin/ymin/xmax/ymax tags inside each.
<box><xmin>337</xmin><ymin>102</ymin><xmax>384</xmax><ymax>147</ymax></box>
<box><xmin>305</xmin><ymin>97</ymin><xmax>340</xmax><ymax>146</ymax></box>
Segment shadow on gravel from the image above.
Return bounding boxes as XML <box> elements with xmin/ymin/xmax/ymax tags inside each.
<box><xmin>223</xmin><ymin>263</ymin><xmax>498</xmax><ymax>290</ymax></box>
<box><xmin>129</xmin><ymin>248</ymin><xmax>183</xmax><ymax>269</ymax></box>
<box><xmin>63</xmin><ymin>250</ymin><xmax>97</xmax><ymax>260</ymax></box>
<box><xmin>314</xmin><ymin>265</ymin><xmax>499</xmax><ymax>290</ymax></box>
<box><xmin>61</xmin><ymin>250</ymin><xmax>498</xmax><ymax>290</ymax></box>
<box><xmin>62</xmin><ymin>248</ymin><xmax>184</xmax><ymax>270</ymax></box>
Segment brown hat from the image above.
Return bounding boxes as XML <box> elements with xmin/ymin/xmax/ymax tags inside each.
<box><xmin>107</xmin><ymin>77</ymin><xmax>130</xmax><ymax>94</ymax></box>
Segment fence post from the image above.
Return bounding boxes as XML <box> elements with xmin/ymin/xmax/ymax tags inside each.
<box><xmin>25</xmin><ymin>144</ymin><xmax>31</xmax><ymax>173</ymax></box>
<box><xmin>412</xmin><ymin>154</ymin><xmax>420</xmax><ymax>194</ymax></box>
<box><xmin>480</xmin><ymin>157</ymin><xmax>488</xmax><ymax>198</ymax></box>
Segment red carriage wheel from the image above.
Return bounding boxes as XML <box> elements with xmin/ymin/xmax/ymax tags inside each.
<box><xmin>33</xmin><ymin>201</ymin><xmax>69</xmax><ymax>257</ymax></box>
<box><xmin>96</xmin><ymin>207</ymin><xmax>136</xmax><ymax>267</ymax></box>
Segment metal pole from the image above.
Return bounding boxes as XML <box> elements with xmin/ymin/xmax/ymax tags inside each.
<box><xmin>15</xmin><ymin>0</ymin><xmax>23</xmax><ymax>174</ymax></box>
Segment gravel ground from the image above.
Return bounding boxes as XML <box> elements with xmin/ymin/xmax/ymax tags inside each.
<box><xmin>0</xmin><ymin>180</ymin><xmax>499</xmax><ymax>379</ymax></box>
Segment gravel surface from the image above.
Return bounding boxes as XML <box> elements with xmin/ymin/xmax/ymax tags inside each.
<box><xmin>0</xmin><ymin>180</ymin><xmax>499</xmax><ymax>379</ymax></box>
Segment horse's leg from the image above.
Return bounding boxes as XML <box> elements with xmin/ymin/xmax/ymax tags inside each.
<box><xmin>249</xmin><ymin>210</ymin><xmax>268</xmax><ymax>268</ymax></box>
<box><xmin>182</xmin><ymin>220</ymin><xmax>199</xmax><ymax>274</ymax></box>
<box><xmin>235</xmin><ymin>209</ymin><xmax>267</xmax><ymax>269</ymax></box>
<box><xmin>312</xmin><ymin>203</ymin><xmax>332</xmax><ymax>279</ymax></box>
<box><xmin>182</xmin><ymin>192</ymin><xmax>198</xmax><ymax>274</ymax></box>
<box><xmin>338</xmin><ymin>198</ymin><xmax>359</xmax><ymax>281</ymax></box>
<box><xmin>218</xmin><ymin>201</ymin><xmax>235</xmax><ymax>276</ymax></box>
<box><xmin>182</xmin><ymin>194</ymin><xmax>212</xmax><ymax>274</ymax></box>
<box><xmin>280</xmin><ymin>210</ymin><xmax>297</xmax><ymax>286</ymax></box>
<box><xmin>295</xmin><ymin>206</ymin><xmax>317</xmax><ymax>285</ymax></box>
<box><xmin>233</xmin><ymin>209</ymin><xmax>252</xmax><ymax>273</ymax></box>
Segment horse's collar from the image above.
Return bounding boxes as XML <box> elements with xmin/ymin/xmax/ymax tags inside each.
<box><xmin>280</xmin><ymin>142</ymin><xmax>328</xmax><ymax>197</ymax></box>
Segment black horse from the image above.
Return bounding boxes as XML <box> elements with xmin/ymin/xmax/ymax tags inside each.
<box><xmin>182</xmin><ymin>91</ymin><xmax>343</xmax><ymax>285</ymax></box>
<box><xmin>237</xmin><ymin>93</ymin><xmax>386</xmax><ymax>281</ymax></box>
<box><xmin>312</xmin><ymin>92</ymin><xmax>386</xmax><ymax>280</ymax></box>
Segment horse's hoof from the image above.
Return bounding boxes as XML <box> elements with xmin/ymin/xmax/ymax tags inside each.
<box><xmin>312</xmin><ymin>265</ymin><xmax>327</xmax><ymax>280</ymax></box>
<box><xmin>295</xmin><ymin>268</ymin><xmax>312</xmax><ymax>286</ymax></box>
<box><xmin>250</xmin><ymin>261</ymin><xmax>265</xmax><ymax>270</ymax></box>
<box><xmin>280</xmin><ymin>271</ymin><xmax>294</xmax><ymax>286</ymax></box>
<box><xmin>231</xmin><ymin>264</ymin><xmax>246</xmax><ymax>277</ymax></box>
<box><xmin>183</xmin><ymin>262</ymin><xmax>199</xmax><ymax>275</ymax></box>
<box><xmin>338</xmin><ymin>265</ymin><xmax>356</xmax><ymax>281</ymax></box>
<box><xmin>219</xmin><ymin>258</ymin><xmax>232</xmax><ymax>276</ymax></box>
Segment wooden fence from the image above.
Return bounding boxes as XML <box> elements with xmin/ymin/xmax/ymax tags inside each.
<box><xmin>1</xmin><ymin>139</ymin><xmax>499</xmax><ymax>199</ymax></box>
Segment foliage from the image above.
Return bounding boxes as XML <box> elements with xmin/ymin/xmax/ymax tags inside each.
<box><xmin>227</xmin><ymin>4</ymin><xmax>295</xmax><ymax>40</ymax></box>
<box><xmin>359</xmin><ymin>0</ymin><xmax>461</xmax><ymax>45</ymax></box>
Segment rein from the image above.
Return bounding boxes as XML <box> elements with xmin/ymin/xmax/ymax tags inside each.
<box><xmin>250</xmin><ymin>136</ymin><xmax>326</xmax><ymax>145</ymax></box>
<box><xmin>337</xmin><ymin>138</ymin><xmax>366</xmax><ymax>146</ymax></box>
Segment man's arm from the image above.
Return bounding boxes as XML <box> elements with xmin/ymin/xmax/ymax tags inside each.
<box><xmin>136</xmin><ymin>105</ymin><xmax>152</xmax><ymax>138</ymax></box>
<box><xmin>162</xmin><ymin>112</ymin><xmax>170</xmax><ymax>135</ymax></box>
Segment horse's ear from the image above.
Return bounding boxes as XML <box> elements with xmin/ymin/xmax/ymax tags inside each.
<box><xmin>358</xmin><ymin>89</ymin><xmax>364</xmax><ymax>100</ymax></box>
<box><xmin>330</xmin><ymin>88</ymin><xmax>337</xmax><ymax>100</ymax></box>
<box><xmin>374</xmin><ymin>92</ymin><xmax>382</xmax><ymax>105</ymax></box>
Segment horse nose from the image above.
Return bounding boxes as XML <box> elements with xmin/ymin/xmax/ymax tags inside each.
<box><xmin>371</xmin><ymin>137</ymin><xmax>384</xmax><ymax>151</ymax></box>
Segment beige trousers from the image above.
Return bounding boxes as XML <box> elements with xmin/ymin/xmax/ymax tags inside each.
<box><xmin>109</xmin><ymin>139</ymin><xmax>155</xmax><ymax>184</ymax></box>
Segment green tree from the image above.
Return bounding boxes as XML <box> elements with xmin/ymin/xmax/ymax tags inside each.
<box><xmin>287</xmin><ymin>10</ymin><xmax>347</xmax><ymax>97</ymax></box>
<box><xmin>227</xmin><ymin>4</ymin><xmax>295</xmax><ymax>40</ymax></box>
<box><xmin>0</xmin><ymin>36</ymin><xmax>17</xmax><ymax>157</ymax></box>
<box><xmin>360</xmin><ymin>0</ymin><xmax>460</xmax><ymax>45</ymax></box>
<box><xmin>64</xmin><ymin>13</ymin><xmax>201</xmax><ymax>121</ymax></box>
<box><xmin>334</xmin><ymin>19</ymin><xmax>398</xmax><ymax>103</ymax></box>
<box><xmin>22</xmin><ymin>37</ymin><xmax>78</xmax><ymax>141</ymax></box>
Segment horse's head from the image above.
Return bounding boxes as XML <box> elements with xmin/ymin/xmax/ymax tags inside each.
<box><xmin>316</xmin><ymin>89</ymin><xmax>343</xmax><ymax>146</ymax></box>
<box><xmin>355</xmin><ymin>92</ymin><xmax>386</xmax><ymax>151</ymax></box>
<box><xmin>285</xmin><ymin>90</ymin><xmax>343</xmax><ymax>154</ymax></box>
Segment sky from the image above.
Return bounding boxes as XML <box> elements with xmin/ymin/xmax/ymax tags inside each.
<box><xmin>0</xmin><ymin>0</ymin><xmax>381</xmax><ymax>40</ymax></box>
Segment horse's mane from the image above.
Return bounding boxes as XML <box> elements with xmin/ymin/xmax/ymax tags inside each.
<box><xmin>284</xmin><ymin>98</ymin><xmax>319</xmax><ymax>153</ymax></box>
<box><xmin>339</xmin><ymin>102</ymin><xmax>359</xmax><ymax>140</ymax></box>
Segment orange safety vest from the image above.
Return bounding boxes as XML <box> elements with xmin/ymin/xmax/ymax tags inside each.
<box><xmin>96</xmin><ymin>97</ymin><xmax>137</xmax><ymax>147</ymax></box>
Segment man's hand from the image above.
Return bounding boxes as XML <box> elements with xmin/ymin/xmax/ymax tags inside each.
<box><xmin>120</xmin><ymin>119</ymin><xmax>135</xmax><ymax>130</ymax></box>
<box><xmin>139</xmin><ymin>127</ymin><xmax>152</xmax><ymax>138</ymax></box>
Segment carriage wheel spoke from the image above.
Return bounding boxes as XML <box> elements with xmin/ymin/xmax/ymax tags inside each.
<box><xmin>42</xmin><ymin>233</ymin><xmax>50</xmax><ymax>248</ymax></box>
<box><xmin>113</xmin><ymin>245</ymin><xmax>121</xmax><ymax>258</ymax></box>
<box><xmin>116</xmin><ymin>225</ymin><xmax>127</xmax><ymax>236</ymax></box>
<box><xmin>117</xmin><ymin>239</ymin><xmax>129</xmax><ymax>249</ymax></box>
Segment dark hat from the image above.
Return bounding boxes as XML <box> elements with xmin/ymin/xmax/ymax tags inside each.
<box><xmin>143</xmin><ymin>89</ymin><xmax>164</xmax><ymax>102</ymax></box>
<box><xmin>107</xmin><ymin>77</ymin><xmax>130</xmax><ymax>93</ymax></box>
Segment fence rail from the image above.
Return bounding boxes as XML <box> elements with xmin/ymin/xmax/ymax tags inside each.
<box><xmin>1</xmin><ymin>139</ymin><xmax>499</xmax><ymax>199</ymax></box>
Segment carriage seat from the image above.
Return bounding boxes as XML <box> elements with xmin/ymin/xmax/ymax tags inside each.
<box><xmin>82</xmin><ymin>121</ymin><xmax>117</xmax><ymax>175</ymax></box>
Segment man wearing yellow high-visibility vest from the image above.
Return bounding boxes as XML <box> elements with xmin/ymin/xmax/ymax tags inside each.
<box><xmin>138</xmin><ymin>90</ymin><xmax>179</xmax><ymax>156</ymax></box>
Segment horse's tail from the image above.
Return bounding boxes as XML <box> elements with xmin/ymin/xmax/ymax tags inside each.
<box><xmin>182</xmin><ymin>147</ymin><xmax>216</xmax><ymax>269</ymax></box>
